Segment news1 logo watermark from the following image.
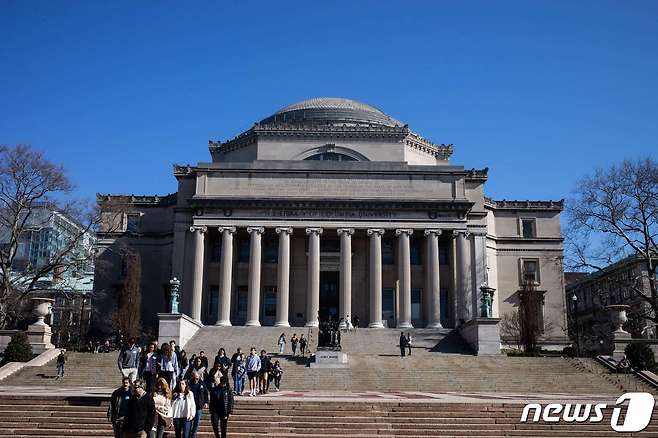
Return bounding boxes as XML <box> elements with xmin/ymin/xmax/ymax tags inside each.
<box><xmin>520</xmin><ymin>392</ymin><xmax>655</xmax><ymax>432</ymax></box>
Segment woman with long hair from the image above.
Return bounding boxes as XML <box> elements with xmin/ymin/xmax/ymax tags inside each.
<box><xmin>159</xmin><ymin>343</ymin><xmax>179</xmax><ymax>389</ymax></box>
<box><xmin>171</xmin><ymin>379</ymin><xmax>196</xmax><ymax>438</ymax></box>
<box><xmin>150</xmin><ymin>377</ymin><xmax>173</xmax><ymax>438</ymax></box>
<box><xmin>143</xmin><ymin>342</ymin><xmax>158</xmax><ymax>393</ymax></box>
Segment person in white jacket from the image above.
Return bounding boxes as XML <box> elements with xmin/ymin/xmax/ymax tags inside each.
<box><xmin>172</xmin><ymin>379</ymin><xmax>196</xmax><ymax>438</ymax></box>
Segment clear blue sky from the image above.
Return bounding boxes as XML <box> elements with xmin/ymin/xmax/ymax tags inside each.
<box><xmin>1</xmin><ymin>1</ymin><xmax>656</xmax><ymax>202</ymax></box>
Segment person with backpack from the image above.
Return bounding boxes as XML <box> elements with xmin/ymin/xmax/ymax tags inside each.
<box><xmin>290</xmin><ymin>334</ymin><xmax>298</xmax><ymax>357</ymax></box>
<box><xmin>299</xmin><ymin>334</ymin><xmax>307</xmax><ymax>356</ymax></box>
<box><xmin>399</xmin><ymin>331</ymin><xmax>407</xmax><ymax>358</ymax></box>
<box><xmin>55</xmin><ymin>349</ymin><xmax>67</xmax><ymax>379</ymax></box>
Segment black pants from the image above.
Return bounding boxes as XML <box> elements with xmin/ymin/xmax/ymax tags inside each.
<box><xmin>210</xmin><ymin>413</ymin><xmax>228</xmax><ymax>438</ymax></box>
<box><xmin>273</xmin><ymin>375</ymin><xmax>281</xmax><ymax>389</ymax></box>
<box><xmin>400</xmin><ymin>345</ymin><xmax>405</xmax><ymax>357</ymax></box>
<box><xmin>161</xmin><ymin>371</ymin><xmax>174</xmax><ymax>389</ymax></box>
<box><xmin>143</xmin><ymin>371</ymin><xmax>156</xmax><ymax>393</ymax></box>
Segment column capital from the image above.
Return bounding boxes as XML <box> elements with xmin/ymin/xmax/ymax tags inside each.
<box><xmin>189</xmin><ymin>225</ymin><xmax>207</xmax><ymax>234</ymax></box>
<box><xmin>395</xmin><ymin>228</ymin><xmax>414</xmax><ymax>237</ymax></box>
<box><xmin>424</xmin><ymin>229</ymin><xmax>443</xmax><ymax>237</ymax></box>
<box><xmin>305</xmin><ymin>227</ymin><xmax>323</xmax><ymax>236</ymax></box>
<box><xmin>456</xmin><ymin>229</ymin><xmax>471</xmax><ymax>238</ymax></box>
<box><xmin>217</xmin><ymin>226</ymin><xmax>236</xmax><ymax>234</ymax></box>
<box><xmin>337</xmin><ymin>228</ymin><xmax>355</xmax><ymax>236</ymax></box>
<box><xmin>247</xmin><ymin>226</ymin><xmax>265</xmax><ymax>235</ymax></box>
<box><xmin>367</xmin><ymin>228</ymin><xmax>385</xmax><ymax>237</ymax></box>
<box><xmin>275</xmin><ymin>227</ymin><xmax>293</xmax><ymax>235</ymax></box>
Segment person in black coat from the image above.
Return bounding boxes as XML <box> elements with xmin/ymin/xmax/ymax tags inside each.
<box><xmin>107</xmin><ymin>377</ymin><xmax>132</xmax><ymax>438</ymax></box>
<box><xmin>209</xmin><ymin>375</ymin><xmax>234</xmax><ymax>438</ymax></box>
<box><xmin>122</xmin><ymin>379</ymin><xmax>155</xmax><ymax>438</ymax></box>
<box><xmin>399</xmin><ymin>332</ymin><xmax>407</xmax><ymax>358</ymax></box>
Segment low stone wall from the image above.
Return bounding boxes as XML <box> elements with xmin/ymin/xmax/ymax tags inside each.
<box><xmin>0</xmin><ymin>348</ymin><xmax>60</xmax><ymax>382</ymax></box>
<box><xmin>157</xmin><ymin>313</ymin><xmax>203</xmax><ymax>348</ymax></box>
<box><xmin>459</xmin><ymin>318</ymin><xmax>501</xmax><ymax>355</ymax></box>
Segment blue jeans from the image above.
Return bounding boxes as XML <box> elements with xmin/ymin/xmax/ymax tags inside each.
<box><xmin>174</xmin><ymin>418</ymin><xmax>192</xmax><ymax>438</ymax></box>
<box><xmin>190</xmin><ymin>409</ymin><xmax>203</xmax><ymax>438</ymax></box>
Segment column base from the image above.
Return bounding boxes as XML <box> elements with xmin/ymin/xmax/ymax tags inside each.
<box><xmin>244</xmin><ymin>320</ymin><xmax>261</xmax><ymax>327</ymax></box>
<box><xmin>274</xmin><ymin>321</ymin><xmax>290</xmax><ymax>327</ymax></box>
<box><xmin>215</xmin><ymin>320</ymin><xmax>232</xmax><ymax>327</ymax></box>
<box><xmin>305</xmin><ymin>320</ymin><xmax>319</xmax><ymax>328</ymax></box>
<box><xmin>397</xmin><ymin>322</ymin><xmax>413</xmax><ymax>329</ymax></box>
<box><xmin>426</xmin><ymin>322</ymin><xmax>443</xmax><ymax>329</ymax></box>
<box><xmin>368</xmin><ymin>321</ymin><xmax>384</xmax><ymax>329</ymax></box>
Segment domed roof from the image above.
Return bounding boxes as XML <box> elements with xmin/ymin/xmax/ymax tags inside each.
<box><xmin>259</xmin><ymin>97</ymin><xmax>404</xmax><ymax>127</ymax></box>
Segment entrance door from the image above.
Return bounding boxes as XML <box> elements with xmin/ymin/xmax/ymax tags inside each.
<box><xmin>319</xmin><ymin>271</ymin><xmax>339</xmax><ymax>322</ymax></box>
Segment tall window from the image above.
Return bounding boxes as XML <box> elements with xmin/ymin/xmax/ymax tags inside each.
<box><xmin>237</xmin><ymin>286</ymin><xmax>248</xmax><ymax>320</ymax></box>
<box><xmin>382</xmin><ymin>239</ymin><xmax>395</xmax><ymax>265</ymax></box>
<box><xmin>264</xmin><ymin>286</ymin><xmax>277</xmax><ymax>318</ymax></box>
<box><xmin>382</xmin><ymin>287</ymin><xmax>394</xmax><ymax>326</ymax></box>
<box><xmin>304</xmin><ymin>152</ymin><xmax>357</xmax><ymax>161</ymax></box>
<box><xmin>207</xmin><ymin>286</ymin><xmax>218</xmax><ymax>319</ymax></box>
<box><xmin>238</xmin><ymin>239</ymin><xmax>250</xmax><ymax>263</ymax></box>
<box><xmin>264</xmin><ymin>236</ymin><xmax>278</xmax><ymax>263</ymax></box>
<box><xmin>411</xmin><ymin>288</ymin><xmax>422</xmax><ymax>320</ymax></box>
<box><xmin>521</xmin><ymin>218</ymin><xmax>537</xmax><ymax>238</ymax></box>
<box><xmin>521</xmin><ymin>259</ymin><xmax>540</xmax><ymax>284</ymax></box>
<box><xmin>439</xmin><ymin>244</ymin><xmax>450</xmax><ymax>265</ymax></box>
<box><xmin>410</xmin><ymin>239</ymin><xmax>422</xmax><ymax>265</ymax></box>
<box><xmin>126</xmin><ymin>214</ymin><xmax>141</xmax><ymax>233</ymax></box>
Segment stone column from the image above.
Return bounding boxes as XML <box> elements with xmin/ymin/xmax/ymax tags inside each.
<box><xmin>396</xmin><ymin>229</ymin><xmax>413</xmax><ymax>328</ymax></box>
<box><xmin>275</xmin><ymin>227</ymin><xmax>293</xmax><ymax>327</ymax></box>
<box><xmin>216</xmin><ymin>226</ymin><xmax>236</xmax><ymax>326</ymax></box>
<box><xmin>337</xmin><ymin>228</ymin><xmax>354</xmax><ymax>329</ymax></box>
<box><xmin>305</xmin><ymin>228</ymin><xmax>323</xmax><ymax>327</ymax></box>
<box><xmin>189</xmin><ymin>225</ymin><xmax>207</xmax><ymax>322</ymax></box>
<box><xmin>245</xmin><ymin>226</ymin><xmax>264</xmax><ymax>327</ymax></box>
<box><xmin>425</xmin><ymin>229</ymin><xmax>443</xmax><ymax>328</ymax></box>
<box><xmin>456</xmin><ymin>231</ymin><xmax>473</xmax><ymax>321</ymax></box>
<box><xmin>367</xmin><ymin>229</ymin><xmax>385</xmax><ymax>328</ymax></box>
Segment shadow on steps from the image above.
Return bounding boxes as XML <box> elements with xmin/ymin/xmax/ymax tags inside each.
<box><xmin>427</xmin><ymin>330</ymin><xmax>473</xmax><ymax>355</ymax></box>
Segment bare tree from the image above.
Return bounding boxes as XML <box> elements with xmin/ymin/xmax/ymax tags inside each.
<box><xmin>500</xmin><ymin>311</ymin><xmax>522</xmax><ymax>350</ymax></box>
<box><xmin>0</xmin><ymin>145</ymin><xmax>98</xmax><ymax>328</ymax></box>
<box><xmin>114</xmin><ymin>250</ymin><xmax>142</xmax><ymax>340</ymax></box>
<box><xmin>566</xmin><ymin>157</ymin><xmax>658</xmax><ymax>325</ymax></box>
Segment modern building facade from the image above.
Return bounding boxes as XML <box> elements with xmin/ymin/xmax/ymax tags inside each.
<box><xmin>95</xmin><ymin>98</ymin><xmax>568</xmax><ymax>347</ymax></box>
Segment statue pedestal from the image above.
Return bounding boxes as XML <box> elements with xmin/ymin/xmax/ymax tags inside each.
<box><xmin>612</xmin><ymin>330</ymin><xmax>632</xmax><ymax>361</ymax></box>
<box><xmin>158</xmin><ymin>313</ymin><xmax>202</xmax><ymax>349</ymax></box>
<box><xmin>26</xmin><ymin>323</ymin><xmax>55</xmax><ymax>355</ymax></box>
<box><xmin>459</xmin><ymin>318</ymin><xmax>501</xmax><ymax>355</ymax></box>
<box><xmin>310</xmin><ymin>349</ymin><xmax>349</xmax><ymax>368</ymax></box>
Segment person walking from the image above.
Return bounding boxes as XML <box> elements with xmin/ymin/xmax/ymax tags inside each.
<box><xmin>55</xmin><ymin>349</ymin><xmax>67</xmax><ymax>379</ymax></box>
<box><xmin>246</xmin><ymin>347</ymin><xmax>261</xmax><ymax>397</ymax></box>
<box><xmin>290</xmin><ymin>334</ymin><xmax>298</xmax><ymax>357</ymax></box>
<box><xmin>150</xmin><ymin>377</ymin><xmax>172</xmax><ymax>438</ymax></box>
<box><xmin>229</xmin><ymin>348</ymin><xmax>241</xmax><ymax>383</ymax></box>
<box><xmin>209</xmin><ymin>375</ymin><xmax>234</xmax><ymax>438</ymax></box>
<box><xmin>108</xmin><ymin>376</ymin><xmax>132</xmax><ymax>438</ymax></box>
<box><xmin>172</xmin><ymin>379</ymin><xmax>196</xmax><ymax>438</ymax></box>
<box><xmin>118</xmin><ymin>338</ymin><xmax>141</xmax><ymax>383</ymax></box>
<box><xmin>178</xmin><ymin>351</ymin><xmax>189</xmax><ymax>380</ymax></box>
<box><xmin>214</xmin><ymin>348</ymin><xmax>231</xmax><ymax>376</ymax></box>
<box><xmin>406</xmin><ymin>332</ymin><xmax>413</xmax><ymax>356</ymax></box>
<box><xmin>184</xmin><ymin>357</ymin><xmax>207</xmax><ymax>382</ymax></box>
<box><xmin>258</xmin><ymin>350</ymin><xmax>271</xmax><ymax>394</ymax></box>
<box><xmin>271</xmin><ymin>360</ymin><xmax>283</xmax><ymax>392</ymax></box>
<box><xmin>198</xmin><ymin>351</ymin><xmax>209</xmax><ymax>370</ymax></box>
<box><xmin>122</xmin><ymin>379</ymin><xmax>155</xmax><ymax>438</ymax></box>
<box><xmin>299</xmin><ymin>334</ymin><xmax>307</xmax><ymax>357</ymax></box>
<box><xmin>142</xmin><ymin>343</ymin><xmax>158</xmax><ymax>393</ymax></box>
<box><xmin>189</xmin><ymin>371</ymin><xmax>209</xmax><ymax>438</ymax></box>
<box><xmin>399</xmin><ymin>332</ymin><xmax>407</xmax><ymax>358</ymax></box>
<box><xmin>233</xmin><ymin>352</ymin><xmax>246</xmax><ymax>396</ymax></box>
<box><xmin>277</xmin><ymin>333</ymin><xmax>286</xmax><ymax>354</ymax></box>
<box><xmin>160</xmin><ymin>343</ymin><xmax>179</xmax><ymax>389</ymax></box>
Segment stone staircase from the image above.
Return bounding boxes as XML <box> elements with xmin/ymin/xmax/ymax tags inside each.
<box><xmin>0</xmin><ymin>395</ymin><xmax>656</xmax><ymax>437</ymax></box>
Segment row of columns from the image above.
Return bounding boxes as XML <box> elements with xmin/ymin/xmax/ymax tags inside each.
<box><xmin>187</xmin><ymin>225</ymin><xmax>454</xmax><ymax>328</ymax></box>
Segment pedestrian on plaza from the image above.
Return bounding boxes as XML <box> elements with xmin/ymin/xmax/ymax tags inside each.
<box><xmin>246</xmin><ymin>347</ymin><xmax>261</xmax><ymax>397</ymax></box>
<box><xmin>108</xmin><ymin>376</ymin><xmax>132</xmax><ymax>438</ymax></box>
<box><xmin>258</xmin><ymin>350</ymin><xmax>271</xmax><ymax>394</ymax></box>
<box><xmin>122</xmin><ymin>379</ymin><xmax>156</xmax><ymax>438</ymax></box>
<box><xmin>142</xmin><ymin>342</ymin><xmax>158</xmax><ymax>393</ymax></box>
<box><xmin>399</xmin><ymin>332</ymin><xmax>407</xmax><ymax>358</ymax></box>
<box><xmin>214</xmin><ymin>348</ymin><xmax>231</xmax><ymax>376</ymax></box>
<box><xmin>178</xmin><ymin>351</ymin><xmax>189</xmax><ymax>380</ymax></box>
<box><xmin>198</xmin><ymin>351</ymin><xmax>209</xmax><ymax>370</ymax></box>
<box><xmin>159</xmin><ymin>342</ymin><xmax>179</xmax><ymax>389</ymax></box>
<box><xmin>406</xmin><ymin>332</ymin><xmax>413</xmax><ymax>356</ymax></box>
<box><xmin>299</xmin><ymin>334</ymin><xmax>307</xmax><ymax>356</ymax></box>
<box><xmin>56</xmin><ymin>349</ymin><xmax>67</xmax><ymax>379</ymax></box>
<box><xmin>234</xmin><ymin>352</ymin><xmax>246</xmax><ymax>396</ymax></box>
<box><xmin>150</xmin><ymin>377</ymin><xmax>173</xmax><ymax>438</ymax></box>
<box><xmin>209</xmin><ymin>374</ymin><xmax>234</xmax><ymax>438</ymax></box>
<box><xmin>172</xmin><ymin>379</ymin><xmax>196</xmax><ymax>438</ymax></box>
<box><xmin>290</xmin><ymin>334</ymin><xmax>298</xmax><ymax>357</ymax></box>
<box><xmin>207</xmin><ymin>360</ymin><xmax>222</xmax><ymax>388</ymax></box>
<box><xmin>271</xmin><ymin>360</ymin><xmax>283</xmax><ymax>392</ymax></box>
<box><xmin>229</xmin><ymin>347</ymin><xmax>241</xmax><ymax>384</ymax></box>
<box><xmin>184</xmin><ymin>357</ymin><xmax>207</xmax><ymax>382</ymax></box>
<box><xmin>118</xmin><ymin>338</ymin><xmax>141</xmax><ymax>383</ymax></box>
<box><xmin>277</xmin><ymin>333</ymin><xmax>286</xmax><ymax>354</ymax></box>
<box><xmin>188</xmin><ymin>371</ymin><xmax>209</xmax><ymax>438</ymax></box>
<box><xmin>353</xmin><ymin>315</ymin><xmax>360</xmax><ymax>329</ymax></box>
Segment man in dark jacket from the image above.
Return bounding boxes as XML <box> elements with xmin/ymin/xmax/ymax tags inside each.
<box><xmin>209</xmin><ymin>375</ymin><xmax>234</xmax><ymax>438</ymax></box>
<box><xmin>107</xmin><ymin>377</ymin><xmax>132</xmax><ymax>438</ymax></box>
<box><xmin>189</xmin><ymin>370</ymin><xmax>209</xmax><ymax>438</ymax></box>
<box><xmin>399</xmin><ymin>332</ymin><xmax>407</xmax><ymax>358</ymax></box>
<box><xmin>122</xmin><ymin>379</ymin><xmax>155</xmax><ymax>438</ymax></box>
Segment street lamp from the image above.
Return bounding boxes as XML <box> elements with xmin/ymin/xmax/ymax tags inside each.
<box><xmin>169</xmin><ymin>277</ymin><xmax>181</xmax><ymax>314</ymax></box>
<box><xmin>571</xmin><ymin>293</ymin><xmax>580</xmax><ymax>356</ymax></box>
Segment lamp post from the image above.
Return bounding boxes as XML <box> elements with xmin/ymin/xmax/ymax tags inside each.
<box><xmin>169</xmin><ymin>277</ymin><xmax>181</xmax><ymax>314</ymax></box>
<box><xmin>571</xmin><ymin>293</ymin><xmax>580</xmax><ymax>356</ymax></box>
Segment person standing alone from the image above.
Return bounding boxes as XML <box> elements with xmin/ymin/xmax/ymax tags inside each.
<box><xmin>399</xmin><ymin>332</ymin><xmax>407</xmax><ymax>358</ymax></box>
<box><xmin>56</xmin><ymin>349</ymin><xmax>67</xmax><ymax>379</ymax></box>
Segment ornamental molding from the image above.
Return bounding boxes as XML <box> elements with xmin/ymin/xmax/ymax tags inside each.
<box><xmin>424</xmin><ymin>229</ymin><xmax>443</xmax><ymax>237</ymax></box>
<box><xmin>305</xmin><ymin>227</ymin><xmax>323</xmax><ymax>235</ymax></box>
<box><xmin>337</xmin><ymin>228</ymin><xmax>355</xmax><ymax>236</ymax></box>
<box><xmin>395</xmin><ymin>229</ymin><xmax>414</xmax><ymax>236</ymax></box>
<box><xmin>189</xmin><ymin>225</ymin><xmax>207</xmax><ymax>233</ymax></box>
<box><xmin>97</xmin><ymin>193</ymin><xmax>177</xmax><ymax>206</ymax></box>
<box><xmin>484</xmin><ymin>197</ymin><xmax>564</xmax><ymax>211</ymax></box>
<box><xmin>246</xmin><ymin>226</ymin><xmax>265</xmax><ymax>235</ymax></box>
<box><xmin>404</xmin><ymin>132</ymin><xmax>453</xmax><ymax>160</ymax></box>
<box><xmin>217</xmin><ymin>226</ymin><xmax>237</xmax><ymax>234</ymax></box>
<box><xmin>367</xmin><ymin>228</ymin><xmax>385</xmax><ymax>236</ymax></box>
<box><xmin>275</xmin><ymin>227</ymin><xmax>293</xmax><ymax>235</ymax></box>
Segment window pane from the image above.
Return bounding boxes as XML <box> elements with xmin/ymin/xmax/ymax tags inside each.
<box><xmin>522</xmin><ymin>219</ymin><xmax>536</xmax><ymax>238</ymax></box>
<box><xmin>410</xmin><ymin>239</ymin><xmax>422</xmax><ymax>265</ymax></box>
<box><xmin>237</xmin><ymin>286</ymin><xmax>248</xmax><ymax>319</ymax></box>
<box><xmin>264</xmin><ymin>287</ymin><xmax>276</xmax><ymax>317</ymax></box>
<box><xmin>382</xmin><ymin>287</ymin><xmax>394</xmax><ymax>325</ymax></box>
<box><xmin>439</xmin><ymin>245</ymin><xmax>450</xmax><ymax>265</ymax></box>
<box><xmin>264</xmin><ymin>237</ymin><xmax>278</xmax><ymax>263</ymax></box>
<box><xmin>411</xmin><ymin>288</ymin><xmax>422</xmax><ymax>319</ymax></box>
<box><xmin>238</xmin><ymin>239</ymin><xmax>250</xmax><ymax>263</ymax></box>
<box><xmin>382</xmin><ymin>240</ymin><xmax>394</xmax><ymax>265</ymax></box>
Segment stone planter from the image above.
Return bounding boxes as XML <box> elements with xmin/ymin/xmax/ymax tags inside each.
<box><xmin>606</xmin><ymin>304</ymin><xmax>630</xmax><ymax>334</ymax></box>
<box><xmin>31</xmin><ymin>297</ymin><xmax>54</xmax><ymax>326</ymax></box>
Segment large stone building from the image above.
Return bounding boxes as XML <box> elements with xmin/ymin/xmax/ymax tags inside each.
<box><xmin>95</xmin><ymin>98</ymin><xmax>568</xmax><ymax>348</ymax></box>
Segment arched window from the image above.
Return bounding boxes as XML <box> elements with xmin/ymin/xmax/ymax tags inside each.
<box><xmin>304</xmin><ymin>152</ymin><xmax>357</xmax><ymax>162</ymax></box>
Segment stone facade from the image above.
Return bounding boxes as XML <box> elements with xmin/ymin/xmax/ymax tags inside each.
<box><xmin>94</xmin><ymin>98</ymin><xmax>568</xmax><ymax>347</ymax></box>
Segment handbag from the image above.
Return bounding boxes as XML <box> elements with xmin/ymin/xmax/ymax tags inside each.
<box><xmin>158</xmin><ymin>414</ymin><xmax>173</xmax><ymax>430</ymax></box>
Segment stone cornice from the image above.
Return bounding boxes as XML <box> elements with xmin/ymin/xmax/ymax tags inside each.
<box><xmin>404</xmin><ymin>132</ymin><xmax>453</xmax><ymax>160</ymax></box>
<box><xmin>464</xmin><ymin>168</ymin><xmax>489</xmax><ymax>181</ymax></box>
<box><xmin>484</xmin><ymin>197</ymin><xmax>564</xmax><ymax>211</ymax></box>
<box><xmin>96</xmin><ymin>193</ymin><xmax>177</xmax><ymax>206</ymax></box>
